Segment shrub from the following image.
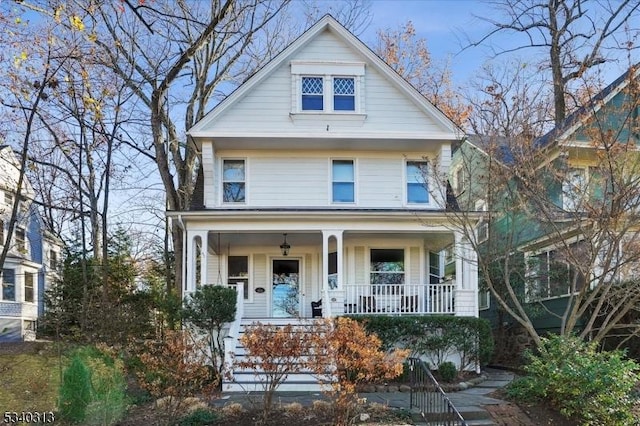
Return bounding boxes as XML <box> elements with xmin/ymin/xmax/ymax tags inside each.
<box><xmin>352</xmin><ymin>315</ymin><xmax>493</xmax><ymax>369</ymax></box>
<box><xmin>237</xmin><ymin>322</ymin><xmax>313</xmax><ymax>421</ymax></box>
<box><xmin>506</xmin><ymin>335</ymin><xmax>640</xmax><ymax>426</ymax></box>
<box><xmin>438</xmin><ymin>361</ymin><xmax>457</xmax><ymax>382</ymax></box>
<box><xmin>58</xmin><ymin>355</ymin><xmax>92</xmax><ymax>423</ymax></box>
<box><xmin>134</xmin><ymin>330</ymin><xmax>215</xmax><ymax>419</ymax></box>
<box><xmin>182</xmin><ymin>285</ymin><xmax>237</xmax><ymax>384</ymax></box>
<box><xmin>178</xmin><ymin>408</ymin><xmax>218</xmax><ymax>426</ymax></box>
<box><xmin>58</xmin><ymin>346</ymin><xmax>128</xmax><ymax>425</ymax></box>
<box><xmin>308</xmin><ymin>317</ymin><xmax>409</xmax><ymax>426</ymax></box>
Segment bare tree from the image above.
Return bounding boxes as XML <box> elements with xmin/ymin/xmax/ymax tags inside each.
<box><xmin>449</xmin><ymin>65</ymin><xmax>640</xmax><ymax>347</ymax></box>
<box><xmin>467</xmin><ymin>0</ymin><xmax>640</xmax><ymax>125</ymax></box>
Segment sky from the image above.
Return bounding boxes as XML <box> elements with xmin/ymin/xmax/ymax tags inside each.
<box><xmin>362</xmin><ymin>0</ymin><xmax>637</xmax><ymax>89</ymax></box>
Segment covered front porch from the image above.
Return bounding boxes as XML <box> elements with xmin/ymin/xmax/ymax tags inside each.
<box><xmin>181</xmin><ymin>213</ymin><xmax>478</xmax><ymax>319</ymax></box>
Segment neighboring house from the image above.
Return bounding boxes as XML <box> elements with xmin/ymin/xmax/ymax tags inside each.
<box><xmin>453</xmin><ymin>66</ymin><xmax>640</xmax><ymax>357</ymax></box>
<box><xmin>169</xmin><ymin>15</ymin><xmax>479</xmax><ymax>389</ymax></box>
<box><xmin>0</xmin><ymin>146</ymin><xmax>62</xmax><ymax>342</ymax></box>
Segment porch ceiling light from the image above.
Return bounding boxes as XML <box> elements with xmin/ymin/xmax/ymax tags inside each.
<box><xmin>280</xmin><ymin>233</ymin><xmax>290</xmax><ymax>256</ymax></box>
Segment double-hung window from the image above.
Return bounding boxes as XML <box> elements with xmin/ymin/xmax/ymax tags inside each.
<box><xmin>370</xmin><ymin>249</ymin><xmax>405</xmax><ymax>294</ymax></box>
<box><xmin>332</xmin><ymin>160</ymin><xmax>354</xmax><ymax>203</ymax></box>
<box><xmin>16</xmin><ymin>228</ymin><xmax>25</xmax><ymax>253</ymax></box>
<box><xmin>333</xmin><ymin>77</ymin><xmax>355</xmax><ymax>111</ymax></box>
<box><xmin>562</xmin><ymin>167</ymin><xmax>587</xmax><ymax>211</ymax></box>
<box><xmin>407</xmin><ymin>161</ymin><xmax>429</xmax><ymax>204</ymax></box>
<box><xmin>528</xmin><ymin>245</ymin><xmax>586</xmax><ymax>300</ymax></box>
<box><xmin>301</xmin><ymin>77</ymin><xmax>323</xmax><ymax>111</ymax></box>
<box><xmin>228</xmin><ymin>256</ymin><xmax>250</xmax><ymax>301</ymax></box>
<box><xmin>24</xmin><ymin>272</ymin><xmax>34</xmax><ymax>302</ymax></box>
<box><xmin>2</xmin><ymin>269</ymin><xmax>15</xmax><ymax>301</ymax></box>
<box><xmin>223</xmin><ymin>159</ymin><xmax>245</xmax><ymax>203</ymax></box>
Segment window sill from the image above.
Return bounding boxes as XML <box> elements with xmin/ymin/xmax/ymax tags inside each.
<box><xmin>289</xmin><ymin>112</ymin><xmax>367</xmax><ymax>124</ymax></box>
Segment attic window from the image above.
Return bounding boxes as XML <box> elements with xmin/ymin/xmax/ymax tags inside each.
<box><xmin>302</xmin><ymin>77</ymin><xmax>323</xmax><ymax>110</ymax></box>
<box><xmin>291</xmin><ymin>61</ymin><xmax>365</xmax><ymax>115</ymax></box>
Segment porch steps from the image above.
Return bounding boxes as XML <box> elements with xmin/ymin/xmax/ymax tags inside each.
<box><xmin>223</xmin><ymin>318</ymin><xmax>326</xmax><ymax>393</ymax></box>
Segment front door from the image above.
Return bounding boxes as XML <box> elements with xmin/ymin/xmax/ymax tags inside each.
<box><xmin>272</xmin><ymin>259</ymin><xmax>300</xmax><ymax>317</ymax></box>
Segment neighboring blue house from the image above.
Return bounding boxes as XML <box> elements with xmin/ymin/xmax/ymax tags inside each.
<box><xmin>0</xmin><ymin>146</ymin><xmax>62</xmax><ymax>342</ymax></box>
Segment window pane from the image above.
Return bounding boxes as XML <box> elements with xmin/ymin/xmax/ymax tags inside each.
<box><xmin>24</xmin><ymin>273</ymin><xmax>33</xmax><ymax>302</ymax></box>
<box><xmin>223</xmin><ymin>160</ymin><xmax>245</xmax><ymax>181</ymax></box>
<box><xmin>302</xmin><ymin>77</ymin><xmax>323</xmax><ymax>94</ymax></box>
<box><xmin>332</xmin><ymin>183</ymin><xmax>354</xmax><ymax>202</ymax></box>
<box><xmin>229</xmin><ymin>256</ymin><xmax>248</xmax><ymax>277</ymax></box>
<box><xmin>407</xmin><ymin>161</ymin><xmax>428</xmax><ymax>183</ymax></box>
<box><xmin>223</xmin><ymin>183</ymin><xmax>245</xmax><ymax>202</ymax></box>
<box><xmin>302</xmin><ymin>95</ymin><xmax>323</xmax><ymax>110</ymax></box>
<box><xmin>2</xmin><ymin>269</ymin><xmax>15</xmax><ymax>301</ymax></box>
<box><xmin>370</xmin><ymin>249</ymin><xmax>405</xmax><ymax>285</ymax></box>
<box><xmin>408</xmin><ymin>183</ymin><xmax>429</xmax><ymax>203</ymax></box>
<box><xmin>302</xmin><ymin>77</ymin><xmax>323</xmax><ymax>111</ymax></box>
<box><xmin>334</xmin><ymin>96</ymin><xmax>355</xmax><ymax>111</ymax></box>
<box><xmin>333</xmin><ymin>160</ymin><xmax>354</xmax><ymax>181</ymax></box>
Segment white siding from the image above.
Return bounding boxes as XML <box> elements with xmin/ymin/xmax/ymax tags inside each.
<box><xmin>410</xmin><ymin>246</ymin><xmax>421</xmax><ymax>284</ymax></box>
<box><xmin>214</xmin><ymin>150</ymin><xmax>445</xmax><ymax>209</ymax></box>
<box><xmin>358</xmin><ymin>157</ymin><xmax>402</xmax><ymax>207</ymax></box>
<box><xmin>247</xmin><ymin>254</ymin><xmax>268</xmax><ymax>318</ymax></box>
<box><xmin>200</xmin><ymin>29</ymin><xmax>450</xmax><ymax>138</ymax></box>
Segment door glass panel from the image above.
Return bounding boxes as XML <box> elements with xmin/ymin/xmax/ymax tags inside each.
<box><xmin>272</xmin><ymin>259</ymin><xmax>299</xmax><ymax>317</ymax></box>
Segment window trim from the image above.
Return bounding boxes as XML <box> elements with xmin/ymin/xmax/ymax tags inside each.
<box><xmin>331</xmin><ymin>159</ymin><xmax>356</xmax><ymax>204</ymax></box>
<box><xmin>405</xmin><ymin>160</ymin><xmax>430</xmax><ymax>205</ymax></box>
<box><xmin>221</xmin><ymin>158</ymin><xmax>247</xmax><ymax>204</ymax></box>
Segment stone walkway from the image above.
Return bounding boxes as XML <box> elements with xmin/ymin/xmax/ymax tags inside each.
<box><xmin>214</xmin><ymin>368</ymin><xmax>519</xmax><ymax>425</ymax></box>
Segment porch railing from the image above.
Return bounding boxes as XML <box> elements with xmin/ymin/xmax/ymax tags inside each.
<box><xmin>409</xmin><ymin>357</ymin><xmax>467</xmax><ymax>426</ymax></box>
<box><xmin>343</xmin><ymin>283</ymin><xmax>455</xmax><ymax>315</ymax></box>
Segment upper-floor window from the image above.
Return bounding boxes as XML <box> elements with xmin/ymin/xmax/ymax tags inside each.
<box><xmin>24</xmin><ymin>272</ymin><xmax>34</xmax><ymax>303</ymax></box>
<box><xmin>16</xmin><ymin>228</ymin><xmax>25</xmax><ymax>253</ymax></box>
<box><xmin>2</xmin><ymin>269</ymin><xmax>15</xmax><ymax>301</ymax></box>
<box><xmin>333</xmin><ymin>77</ymin><xmax>355</xmax><ymax>111</ymax></box>
<box><xmin>4</xmin><ymin>191</ymin><xmax>13</xmax><ymax>206</ymax></box>
<box><xmin>223</xmin><ymin>159</ymin><xmax>245</xmax><ymax>203</ymax></box>
<box><xmin>406</xmin><ymin>161</ymin><xmax>429</xmax><ymax>204</ymax></box>
<box><xmin>301</xmin><ymin>77</ymin><xmax>323</xmax><ymax>111</ymax></box>
<box><xmin>332</xmin><ymin>160</ymin><xmax>354</xmax><ymax>203</ymax></box>
<box><xmin>49</xmin><ymin>249</ymin><xmax>58</xmax><ymax>270</ymax></box>
<box><xmin>563</xmin><ymin>167</ymin><xmax>587</xmax><ymax>211</ymax></box>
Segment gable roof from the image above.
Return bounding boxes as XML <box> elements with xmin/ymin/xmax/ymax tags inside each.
<box><xmin>188</xmin><ymin>14</ymin><xmax>462</xmax><ymax>138</ymax></box>
<box><xmin>535</xmin><ymin>64</ymin><xmax>640</xmax><ymax>148</ymax></box>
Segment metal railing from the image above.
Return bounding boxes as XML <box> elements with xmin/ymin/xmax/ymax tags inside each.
<box><xmin>343</xmin><ymin>283</ymin><xmax>455</xmax><ymax>315</ymax></box>
<box><xmin>409</xmin><ymin>357</ymin><xmax>467</xmax><ymax>426</ymax></box>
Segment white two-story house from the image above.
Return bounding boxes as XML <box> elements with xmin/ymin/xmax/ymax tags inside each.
<box><xmin>171</xmin><ymin>15</ymin><xmax>478</xmax><ymax>324</ymax></box>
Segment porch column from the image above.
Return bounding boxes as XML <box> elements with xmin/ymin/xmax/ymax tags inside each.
<box><xmin>322</xmin><ymin>230</ymin><xmax>344</xmax><ymax>289</ymax></box>
<box><xmin>454</xmin><ymin>231</ymin><xmax>464</xmax><ymax>290</ymax></box>
<box><xmin>187</xmin><ymin>231</ymin><xmax>208</xmax><ymax>293</ymax></box>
